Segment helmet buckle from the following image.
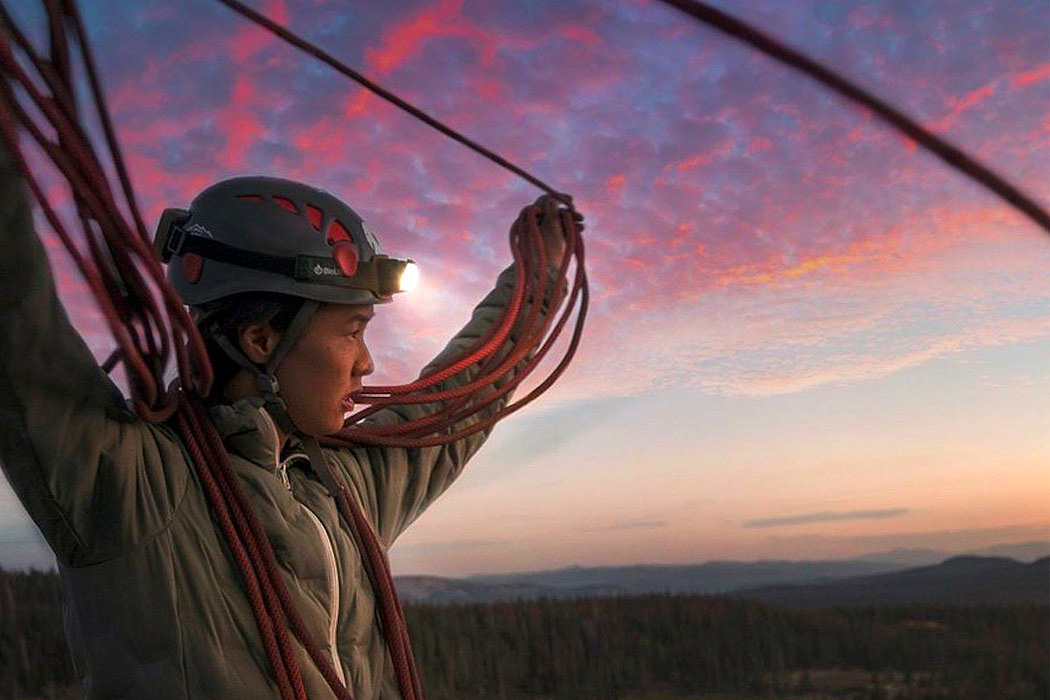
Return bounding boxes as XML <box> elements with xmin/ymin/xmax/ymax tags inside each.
<box><xmin>153</xmin><ymin>208</ymin><xmax>190</xmax><ymax>262</ymax></box>
<box><xmin>256</xmin><ymin>373</ymin><xmax>281</xmax><ymax>397</ymax></box>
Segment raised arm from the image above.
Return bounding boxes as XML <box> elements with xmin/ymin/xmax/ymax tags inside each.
<box><xmin>0</xmin><ymin>144</ymin><xmax>188</xmax><ymax>567</ymax></box>
<box><xmin>327</xmin><ymin>196</ymin><xmax>575</xmax><ymax>546</ymax></box>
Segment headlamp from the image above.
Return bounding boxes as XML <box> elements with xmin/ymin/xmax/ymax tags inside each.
<box><xmin>367</xmin><ymin>254</ymin><xmax>418</xmax><ymax>297</ymax></box>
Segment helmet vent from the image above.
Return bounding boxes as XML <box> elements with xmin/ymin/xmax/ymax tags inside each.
<box><xmin>235</xmin><ymin>194</ymin><xmax>264</xmax><ymax>203</ymax></box>
<box><xmin>327</xmin><ymin>219</ymin><xmax>352</xmax><ymax>245</ymax></box>
<box><xmin>273</xmin><ymin>196</ymin><xmax>299</xmax><ymax>215</ymax></box>
<box><xmin>306</xmin><ymin>204</ymin><xmax>323</xmax><ymax>231</ymax></box>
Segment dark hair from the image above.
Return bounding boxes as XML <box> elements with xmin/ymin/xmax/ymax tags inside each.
<box><xmin>192</xmin><ymin>293</ymin><xmax>305</xmax><ymax>402</ymax></box>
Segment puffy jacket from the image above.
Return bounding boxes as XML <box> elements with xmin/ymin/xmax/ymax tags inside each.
<box><xmin>0</xmin><ymin>146</ymin><xmax>553</xmax><ymax>698</ymax></box>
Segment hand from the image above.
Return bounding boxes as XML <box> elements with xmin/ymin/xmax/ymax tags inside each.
<box><xmin>518</xmin><ymin>194</ymin><xmax>585</xmax><ymax>270</ymax></box>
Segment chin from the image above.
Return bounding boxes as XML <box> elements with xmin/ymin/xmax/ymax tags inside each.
<box><xmin>294</xmin><ymin>411</ymin><xmax>344</xmax><ymax>438</ymax></box>
<box><xmin>322</xmin><ymin>410</ymin><xmax>347</xmax><ymax>436</ymax></box>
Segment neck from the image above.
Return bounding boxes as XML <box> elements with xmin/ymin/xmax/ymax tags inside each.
<box><xmin>265</xmin><ymin>408</ymin><xmax>290</xmax><ymax>456</ymax></box>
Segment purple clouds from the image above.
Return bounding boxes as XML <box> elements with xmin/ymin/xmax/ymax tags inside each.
<box><xmin>17</xmin><ymin>0</ymin><xmax>1050</xmax><ymax>396</ymax></box>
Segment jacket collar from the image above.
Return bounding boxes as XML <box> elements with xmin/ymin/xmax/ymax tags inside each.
<box><xmin>207</xmin><ymin>397</ymin><xmax>285</xmax><ymax>470</ymax></box>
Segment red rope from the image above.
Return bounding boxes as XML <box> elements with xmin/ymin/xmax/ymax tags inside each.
<box><xmin>174</xmin><ymin>404</ymin><xmax>303</xmax><ymax>700</ymax></box>
<box><xmin>331</xmin><ymin>483</ymin><xmax>421</xmax><ymax>696</ymax></box>
<box><xmin>185</xmin><ymin>396</ymin><xmax>355</xmax><ymax>699</ymax></box>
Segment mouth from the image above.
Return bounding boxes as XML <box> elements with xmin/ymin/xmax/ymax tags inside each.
<box><xmin>341</xmin><ymin>386</ymin><xmax>363</xmax><ymax>413</ymax></box>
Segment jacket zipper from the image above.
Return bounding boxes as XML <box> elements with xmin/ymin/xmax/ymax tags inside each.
<box><xmin>261</xmin><ymin>408</ymin><xmax>347</xmax><ymax>687</ymax></box>
<box><xmin>299</xmin><ymin>492</ymin><xmax>348</xmax><ymax>688</ymax></box>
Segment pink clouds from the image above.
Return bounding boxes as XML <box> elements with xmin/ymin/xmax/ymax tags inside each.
<box><xmin>365</xmin><ymin>0</ymin><xmax>475</xmax><ymax>74</ymax></box>
<box><xmin>558</xmin><ymin>24</ymin><xmax>601</xmax><ymax>47</ymax></box>
<box><xmin>670</xmin><ymin>139</ymin><xmax>735</xmax><ymax>173</ymax></box>
<box><xmin>221</xmin><ymin>76</ymin><xmax>267</xmax><ymax>168</ymax></box>
<box><xmin>929</xmin><ymin>82</ymin><xmax>998</xmax><ymax>133</ymax></box>
<box><xmin>18</xmin><ymin>0</ymin><xmax>1049</xmax><ymax>402</ymax></box>
<box><xmin>604</xmin><ymin>173</ymin><xmax>627</xmax><ymax>197</ymax></box>
<box><xmin>1011</xmin><ymin>63</ymin><xmax>1050</xmax><ymax>87</ymax></box>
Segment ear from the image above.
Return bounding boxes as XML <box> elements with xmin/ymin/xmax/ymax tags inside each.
<box><xmin>237</xmin><ymin>322</ymin><xmax>281</xmax><ymax>365</ymax></box>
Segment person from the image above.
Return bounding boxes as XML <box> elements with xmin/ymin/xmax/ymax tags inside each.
<box><xmin>0</xmin><ymin>135</ymin><xmax>576</xmax><ymax>698</ymax></box>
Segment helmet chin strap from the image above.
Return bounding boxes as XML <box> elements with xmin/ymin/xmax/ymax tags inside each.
<box><xmin>211</xmin><ymin>300</ymin><xmax>320</xmax><ymax>437</ymax></box>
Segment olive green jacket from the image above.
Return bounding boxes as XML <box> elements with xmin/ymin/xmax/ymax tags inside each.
<box><xmin>0</xmin><ymin>149</ymin><xmax>549</xmax><ymax>698</ymax></box>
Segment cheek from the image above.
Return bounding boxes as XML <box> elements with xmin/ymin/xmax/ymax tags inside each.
<box><xmin>299</xmin><ymin>342</ymin><xmax>349</xmax><ymax>389</ymax></box>
<box><xmin>280</xmin><ymin>341</ymin><xmax>348</xmax><ymax>404</ymax></box>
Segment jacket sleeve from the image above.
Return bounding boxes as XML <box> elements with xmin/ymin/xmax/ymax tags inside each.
<box><xmin>328</xmin><ymin>263</ymin><xmax>562</xmax><ymax>547</ymax></box>
<box><xmin>0</xmin><ymin>145</ymin><xmax>189</xmax><ymax>567</ymax></box>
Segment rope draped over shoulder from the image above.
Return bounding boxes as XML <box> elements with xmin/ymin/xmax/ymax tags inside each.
<box><xmin>0</xmin><ymin>2</ymin><xmax>585</xmax><ymax>699</ymax></box>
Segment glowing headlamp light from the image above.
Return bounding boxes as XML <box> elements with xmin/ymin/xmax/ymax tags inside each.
<box><xmin>368</xmin><ymin>254</ymin><xmax>419</xmax><ymax>298</ymax></box>
<box><xmin>398</xmin><ymin>261</ymin><xmax>419</xmax><ymax>292</ymax></box>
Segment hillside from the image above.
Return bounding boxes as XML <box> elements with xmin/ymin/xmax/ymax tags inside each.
<box><xmin>456</xmin><ymin>558</ymin><xmax>898</xmax><ymax>595</ymax></box>
<box><xmin>736</xmin><ymin>555</ymin><xmax>1050</xmax><ymax>607</ymax></box>
<box><xmin>395</xmin><ymin>553</ymin><xmax>1050</xmax><ymax>605</ymax></box>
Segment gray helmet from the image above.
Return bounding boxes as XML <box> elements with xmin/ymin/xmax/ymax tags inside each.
<box><xmin>155</xmin><ymin>176</ymin><xmax>417</xmax><ymax>307</ymax></box>
<box><xmin>154</xmin><ymin>176</ymin><xmax>418</xmax><ymax>435</ymax></box>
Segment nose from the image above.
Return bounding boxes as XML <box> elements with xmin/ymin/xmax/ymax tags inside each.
<box><xmin>354</xmin><ymin>339</ymin><xmax>375</xmax><ymax>377</ymax></box>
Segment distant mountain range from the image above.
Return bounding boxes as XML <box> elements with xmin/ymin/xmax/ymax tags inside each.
<box><xmin>394</xmin><ymin>560</ymin><xmax>896</xmax><ymax>604</ymax></box>
<box><xmin>394</xmin><ymin>540</ymin><xmax>1050</xmax><ymax>605</ymax></box>
<box><xmin>852</xmin><ymin>540</ymin><xmax>1050</xmax><ymax>568</ymax></box>
<box><xmin>468</xmin><ymin>558</ymin><xmax>901</xmax><ymax>593</ymax></box>
<box><xmin>735</xmin><ymin>556</ymin><xmax>1049</xmax><ymax>608</ymax></box>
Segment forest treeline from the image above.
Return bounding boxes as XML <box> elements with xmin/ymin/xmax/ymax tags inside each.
<box><xmin>2</xmin><ymin>567</ymin><xmax>1047</xmax><ymax>699</ymax></box>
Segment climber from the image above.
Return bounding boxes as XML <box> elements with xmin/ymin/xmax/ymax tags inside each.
<box><xmin>0</xmin><ymin>132</ymin><xmax>580</xmax><ymax>698</ymax></box>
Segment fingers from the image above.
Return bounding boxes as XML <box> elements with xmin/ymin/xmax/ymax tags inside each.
<box><xmin>520</xmin><ymin>193</ymin><xmax>585</xmax><ymax>236</ymax></box>
<box><xmin>531</xmin><ymin>192</ymin><xmax>572</xmax><ymax>208</ymax></box>
<box><xmin>559</xmin><ymin>210</ymin><xmax>579</xmax><ymax>256</ymax></box>
<box><xmin>529</xmin><ymin>194</ymin><xmax>584</xmax><ymax>221</ymax></box>
<box><xmin>510</xmin><ymin>194</ymin><xmax>585</xmax><ymax>272</ymax></box>
<box><xmin>542</xmin><ymin>194</ymin><xmax>560</xmax><ymax>229</ymax></box>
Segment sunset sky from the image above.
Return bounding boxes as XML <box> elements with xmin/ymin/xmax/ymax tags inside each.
<box><xmin>0</xmin><ymin>0</ymin><xmax>1047</xmax><ymax>576</ymax></box>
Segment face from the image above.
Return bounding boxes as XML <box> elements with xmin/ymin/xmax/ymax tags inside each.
<box><xmin>272</xmin><ymin>303</ymin><xmax>375</xmax><ymax>436</ymax></box>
